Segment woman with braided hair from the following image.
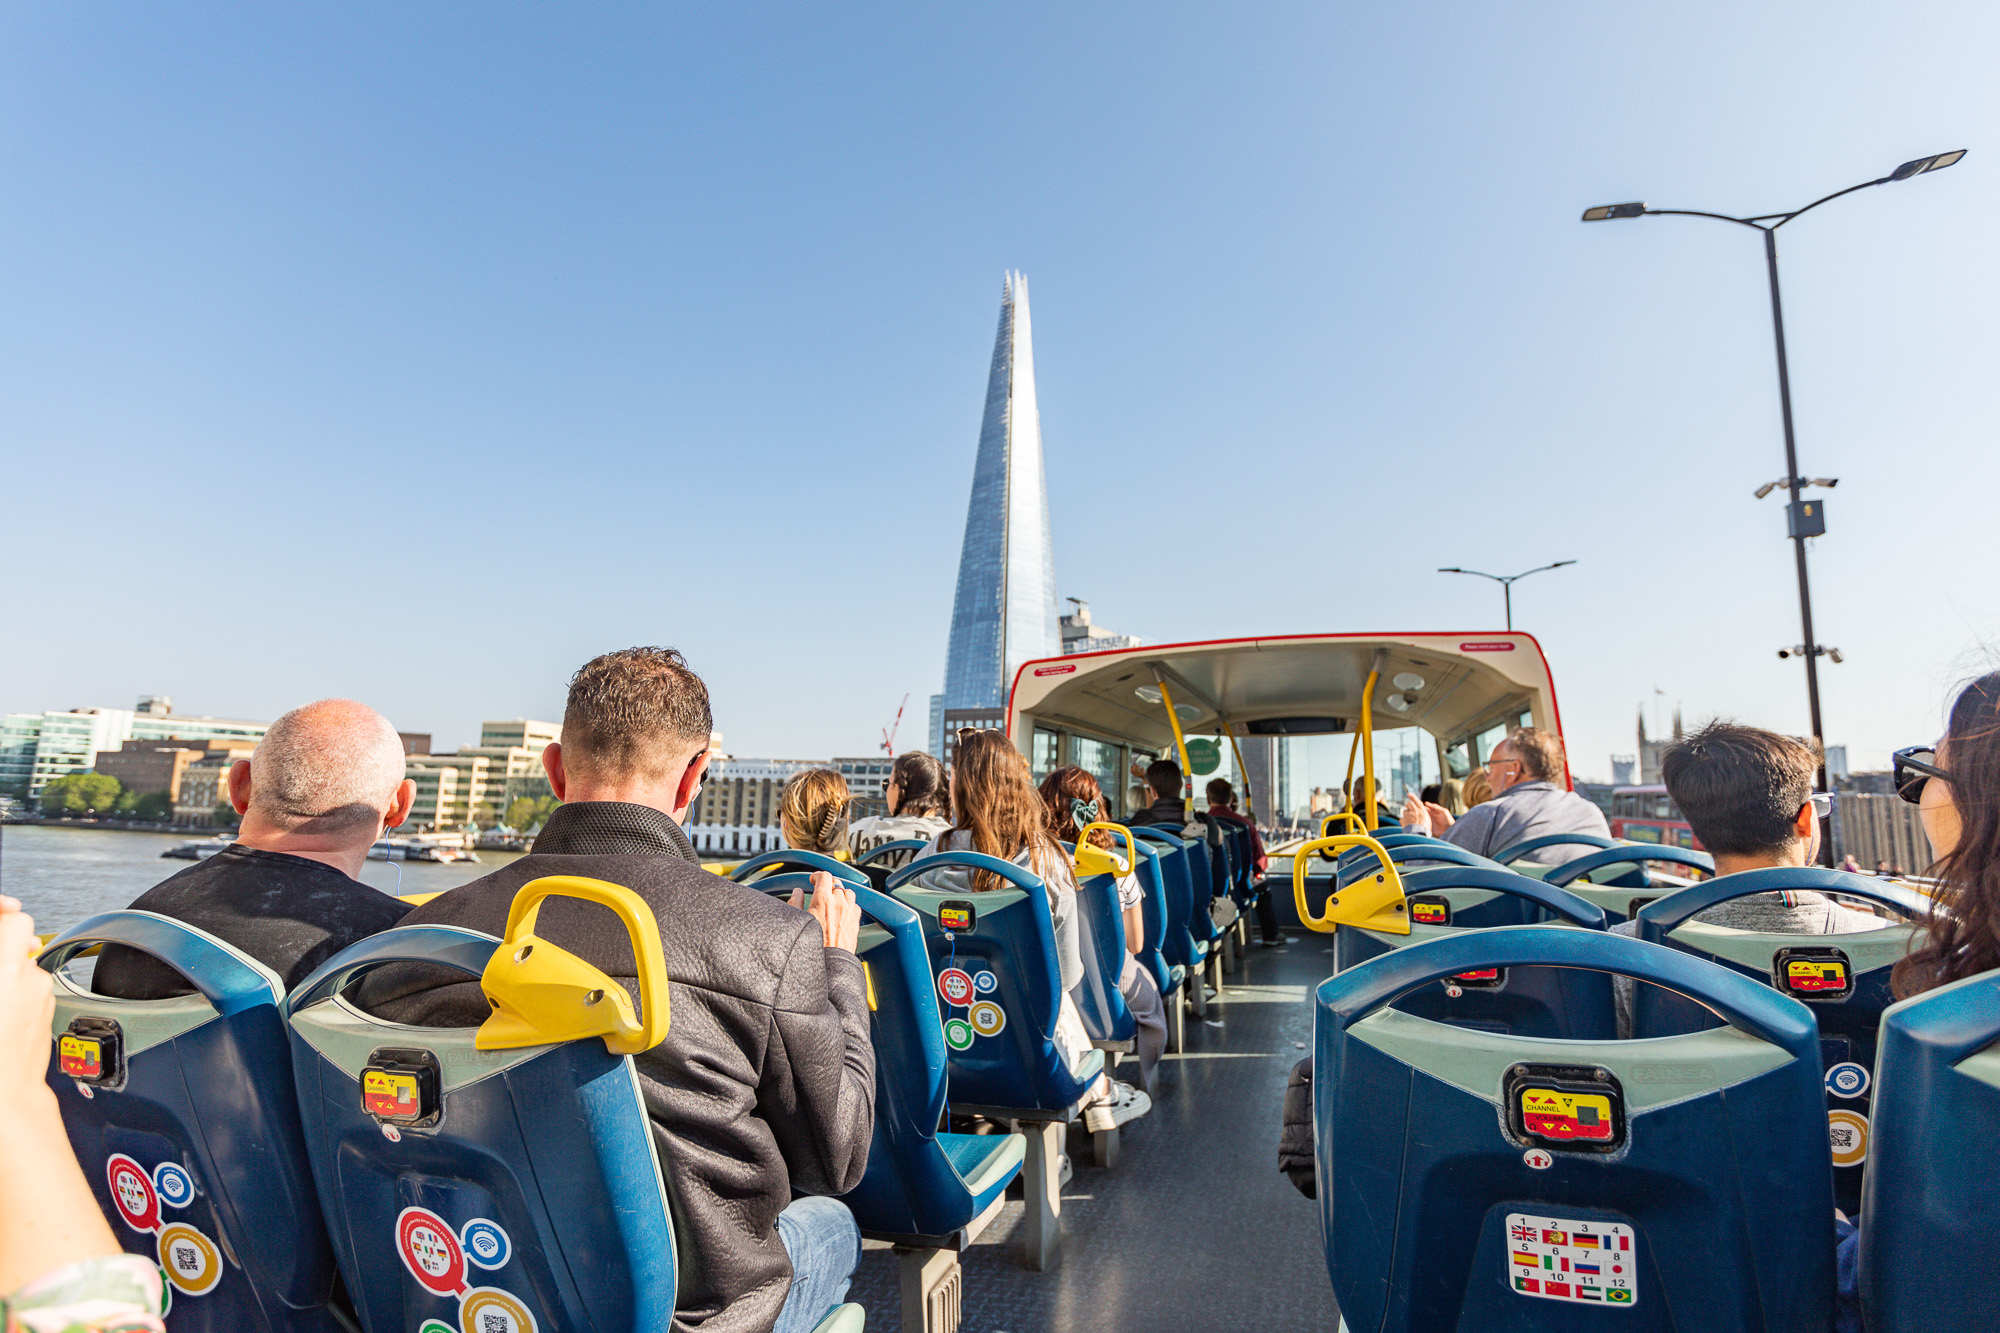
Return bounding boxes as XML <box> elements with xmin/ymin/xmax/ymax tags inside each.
<box><xmin>780</xmin><ymin>769</ymin><xmax>855</xmax><ymax>859</ymax></box>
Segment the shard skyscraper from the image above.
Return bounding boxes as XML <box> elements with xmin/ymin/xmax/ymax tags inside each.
<box><xmin>930</xmin><ymin>272</ymin><xmax>1059</xmax><ymax>759</ymax></box>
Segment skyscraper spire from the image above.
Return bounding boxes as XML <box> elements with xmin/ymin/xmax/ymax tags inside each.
<box><xmin>931</xmin><ymin>273</ymin><xmax>1059</xmax><ymax>756</ymax></box>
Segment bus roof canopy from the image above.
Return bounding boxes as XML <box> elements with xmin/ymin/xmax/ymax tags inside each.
<box><xmin>1007</xmin><ymin>632</ymin><xmax>1562</xmax><ymax>753</ymax></box>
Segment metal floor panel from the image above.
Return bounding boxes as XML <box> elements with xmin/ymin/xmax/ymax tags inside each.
<box><xmin>846</xmin><ymin>939</ymin><xmax>1342</xmax><ymax>1332</ymax></box>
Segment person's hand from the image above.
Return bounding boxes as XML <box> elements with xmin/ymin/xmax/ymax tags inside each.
<box><xmin>788</xmin><ymin>871</ymin><xmax>862</xmax><ymax>953</ymax></box>
<box><xmin>0</xmin><ymin>901</ymin><xmax>55</xmax><ymax>1107</ymax></box>
<box><xmin>1400</xmin><ymin>792</ymin><xmax>1432</xmax><ymax>835</ymax></box>
<box><xmin>1425</xmin><ymin>802</ymin><xmax>1455</xmax><ymax>833</ymax></box>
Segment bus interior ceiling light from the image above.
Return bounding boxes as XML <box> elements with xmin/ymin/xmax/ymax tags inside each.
<box><xmin>1384</xmin><ymin>694</ymin><xmax>1412</xmax><ymax>714</ymax></box>
<box><xmin>1392</xmin><ymin>672</ymin><xmax>1426</xmax><ymax>692</ymax></box>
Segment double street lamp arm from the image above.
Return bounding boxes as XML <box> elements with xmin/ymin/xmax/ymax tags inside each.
<box><xmin>1437</xmin><ymin>561</ymin><xmax>1578</xmax><ymax>631</ymax></box>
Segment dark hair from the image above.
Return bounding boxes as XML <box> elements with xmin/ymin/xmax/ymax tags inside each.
<box><xmin>1205</xmin><ymin>777</ymin><xmax>1234</xmax><ymax>806</ymax></box>
<box><xmin>1039</xmin><ymin>765</ymin><xmax>1112</xmax><ymax>848</ymax></box>
<box><xmin>1659</xmin><ymin>722</ymin><xmax>1818</xmax><ymax>857</ymax></box>
<box><xmin>1145</xmin><ymin>759</ymin><xmax>1182</xmax><ymax>803</ymax></box>
<box><xmin>889</xmin><ymin>750</ymin><xmax>947</xmax><ymax>817</ymax></box>
<box><xmin>1420</xmin><ymin>783</ymin><xmax>1442</xmax><ymax>805</ymax></box>
<box><xmin>562</xmin><ymin>647</ymin><xmax>712</xmax><ymax>782</ymax></box>
<box><xmin>1895</xmin><ymin>672</ymin><xmax>2000</xmax><ymax>999</ymax></box>
<box><xmin>1505</xmin><ymin>727</ymin><xmax>1565</xmax><ymax>782</ymax></box>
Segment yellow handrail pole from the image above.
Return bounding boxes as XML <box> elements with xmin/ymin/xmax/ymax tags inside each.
<box><xmin>1223</xmin><ymin>722</ymin><xmax>1255</xmax><ymax>822</ymax></box>
<box><xmin>1341</xmin><ymin>731</ymin><xmax>1360</xmax><ymax>810</ymax></box>
<box><xmin>1154</xmin><ymin>675</ymin><xmax>1197</xmax><ymax>823</ymax></box>
<box><xmin>1358</xmin><ymin>665</ymin><xmax>1381</xmax><ymax>829</ymax></box>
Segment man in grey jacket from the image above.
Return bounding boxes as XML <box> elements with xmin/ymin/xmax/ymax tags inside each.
<box><xmin>362</xmin><ymin>648</ymin><xmax>872</xmax><ymax>1333</ymax></box>
<box><xmin>1399</xmin><ymin>727</ymin><xmax>1609</xmax><ymax>862</ymax></box>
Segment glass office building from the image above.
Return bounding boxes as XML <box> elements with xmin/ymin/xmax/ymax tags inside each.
<box><xmin>932</xmin><ymin>272</ymin><xmax>1060</xmax><ymax>755</ymax></box>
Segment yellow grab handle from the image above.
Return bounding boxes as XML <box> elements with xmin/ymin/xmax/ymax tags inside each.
<box><xmin>1291</xmin><ymin>835</ymin><xmax>1410</xmax><ymax>937</ymax></box>
<box><xmin>1073</xmin><ymin>821</ymin><xmax>1136</xmax><ymax>878</ymax></box>
<box><xmin>477</xmin><ymin>875</ymin><xmax>671</xmax><ymax>1055</ymax></box>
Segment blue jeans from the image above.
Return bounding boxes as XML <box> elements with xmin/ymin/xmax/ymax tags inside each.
<box><xmin>771</xmin><ymin>1195</ymin><xmax>861</xmax><ymax>1333</ymax></box>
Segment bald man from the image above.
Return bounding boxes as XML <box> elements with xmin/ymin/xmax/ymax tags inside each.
<box><xmin>93</xmin><ymin>699</ymin><xmax>417</xmax><ymax>1000</ymax></box>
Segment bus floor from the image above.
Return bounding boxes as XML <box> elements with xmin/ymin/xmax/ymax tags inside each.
<box><xmin>845</xmin><ymin>937</ymin><xmax>1341</xmax><ymax>1332</ymax></box>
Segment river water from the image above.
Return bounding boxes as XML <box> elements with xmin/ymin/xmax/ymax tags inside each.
<box><xmin>0</xmin><ymin>824</ymin><xmax>526</xmax><ymax>936</ymax></box>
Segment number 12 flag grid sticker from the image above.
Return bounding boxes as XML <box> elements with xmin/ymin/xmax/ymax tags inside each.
<box><xmin>1506</xmin><ymin>1214</ymin><xmax>1636</xmax><ymax>1307</ymax></box>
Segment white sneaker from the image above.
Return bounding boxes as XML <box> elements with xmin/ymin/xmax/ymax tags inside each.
<box><xmin>1084</xmin><ymin>1081</ymin><xmax>1153</xmax><ymax>1132</ymax></box>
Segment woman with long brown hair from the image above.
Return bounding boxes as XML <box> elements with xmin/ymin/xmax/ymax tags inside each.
<box><xmin>912</xmin><ymin>731</ymin><xmax>1151</xmax><ymax>1132</ymax></box>
<box><xmin>1892</xmin><ymin>670</ymin><xmax>2000</xmax><ymax>998</ymax></box>
<box><xmin>1040</xmin><ymin>765</ymin><xmax>1167</xmax><ymax>1096</ymax></box>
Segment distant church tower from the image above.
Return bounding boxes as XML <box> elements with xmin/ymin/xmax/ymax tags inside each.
<box><xmin>931</xmin><ymin>273</ymin><xmax>1060</xmax><ymax>761</ymax></box>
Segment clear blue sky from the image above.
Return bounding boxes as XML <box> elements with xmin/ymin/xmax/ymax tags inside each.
<box><xmin>3</xmin><ymin>3</ymin><xmax>1993</xmax><ymax>777</ymax></box>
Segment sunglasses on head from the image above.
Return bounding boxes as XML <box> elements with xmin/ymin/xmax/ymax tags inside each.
<box><xmin>1893</xmin><ymin>746</ymin><xmax>1949</xmax><ymax>805</ymax></box>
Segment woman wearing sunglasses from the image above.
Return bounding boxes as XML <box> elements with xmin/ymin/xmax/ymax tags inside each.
<box><xmin>1890</xmin><ymin>670</ymin><xmax>2000</xmax><ymax>999</ymax></box>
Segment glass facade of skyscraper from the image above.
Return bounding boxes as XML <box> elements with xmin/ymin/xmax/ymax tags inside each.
<box><xmin>933</xmin><ymin>272</ymin><xmax>1059</xmax><ymax>754</ymax></box>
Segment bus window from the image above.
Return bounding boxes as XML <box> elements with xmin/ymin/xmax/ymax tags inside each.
<box><xmin>1473</xmin><ymin>722</ymin><xmax>1509</xmax><ymax>764</ymax></box>
<box><xmin>1626</xmin><ymin>825</ymin><xmax>1662</xmax><ymax>844</ymax></box>
<box><xmin>1031</xmin><ymin>729</ymin><xmax>1061</xmax><ymax>781</ymax></box>
<box><xmin>1073</xmin><ymin>738</ymin><xmax>1124</xmax><ymax>815</ymax></box>
<box><xmin>1649</xmin><ymin>795</ymin><xmax>1675</xmax><ymax>820</ymax></box>
<box><xmin>1444</xmin><ymin>740</ymin><xmax>1471</xmax><ymax>778</ymax></box>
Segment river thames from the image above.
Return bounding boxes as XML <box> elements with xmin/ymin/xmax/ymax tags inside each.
<box><xmin>0</xmin><ymin>824</ymin><xmax>526</xmax><ymax>936</ymax></box>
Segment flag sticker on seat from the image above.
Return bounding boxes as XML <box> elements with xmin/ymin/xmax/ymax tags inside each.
<box><xmin>1507</xmin><ymin>1214</ymin><xmax>1636</xmax><ymax>1308</ymax></box>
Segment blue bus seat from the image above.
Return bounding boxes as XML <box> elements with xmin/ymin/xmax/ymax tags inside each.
<box><xmin>1334</xmin><ymin>867</ymin><xmax>1617</xmax><ymax>1041</ymax></box>
<box><xmin>1061</xmin><ymin>842</ymin><xmax>1138</xmax><ymax>1052</ymax></box>
<box><xmin>727</xmin><ymin>849</ymin><xmax>869</xmax><ymax>886</ymax></box>
<box><xmin>1121</xmin><ymin>835</ymin><xmax>1184</xmax><ymax>1050</ymax></box>
<box><xmin>1130</xmin><ymin>826</ymin><xmax>1208</xmax><ymax>1023</ymax></box>
<box><xmin>1860</xmin><ymin>965</ymin><xmax>2000</xmax><ymax>1333</ymax></box>
<box><xmin>854</xmin><ymin>840</ymin><xmax>934</xmax><ymax>890</ymax></box>
<box><xmin>1631</xmin><ymin>867</ymin><xmax>1932</xmax><ymax>1214</ymax></box>
<box><xmin>885</xmin><ymin>851</ymin><xmax>1106</xmax><ymax>1270</ymax></box>
<box><xmin>741</xmin><ymin>871</ymin><xmax>1026</xmax><ymax>1329</ymax></box>
<box><xmin>1491</xmin><ymin>832</ymin><xmax>1618</xmax><ymax>867</ymax></box>
<box><xmin>1316</xmin><ymin>927</ymin><xmax>1834</xmax><ymax>1332</ymax></box>
<box><xmin>39</xmin><ymin>912</ymin><xmax>346</xmax><ymax>1332</ymax></box>
<box><xmin>1544</xmin><ymin>845</ymin><xmax>1717</xmax><ymax>921</ymax></box>
<box><xmin>283</xmin><ymin>877</ymin><xmax>864</xmax><ymax>1333</ymax></box>
<box><xmin>1177</xmin><ymin>833</ymin><xmax>1234</xmax><ymax>989</ymax></box>
<box><xmin>1335</xmin><ymin>841</ymin><xmax>1504</xmax><ymax>888</ymax></box>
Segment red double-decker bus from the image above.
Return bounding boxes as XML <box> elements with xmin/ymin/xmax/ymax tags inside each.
<box><xmin>1608</xmin><ymin>784</ymin><xmax>1703</xmax><ymax>851</ymax></box>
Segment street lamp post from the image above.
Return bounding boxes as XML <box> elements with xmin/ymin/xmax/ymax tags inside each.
<box><xmin>1437</xmin><ymin>561</ymin><xmax>1577</xmax><ymax>631</ymax></box>
<box><xmin>1583</xmin><ymin>150</ymin><xmax>1965</xmax><ymax>795</ymax></box>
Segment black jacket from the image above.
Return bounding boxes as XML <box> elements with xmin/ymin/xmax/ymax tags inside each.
<box><xmin>1280</xmin><ymin>1057</ymin><xmax>1316</xmax><ymax>1198</ymax></box>
<box><xmin>358</xmin><ymin>802</ymin><xmax>875</xmax><ymax>1333</ymax></box>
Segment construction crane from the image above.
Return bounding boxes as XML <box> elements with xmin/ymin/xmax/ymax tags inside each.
<box><xmin>880</xmin><ymin>694</ymin><xmax>909</xmax><ymax>757</ymax></box>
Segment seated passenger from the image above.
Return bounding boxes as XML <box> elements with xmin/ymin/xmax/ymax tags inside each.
<box><xmin>1398</xmin><ymin>728</ymin><xmax>1607</xmax><ymax>860</ymax></box>
<box><xmin>1039</xmin><ymin>766</ymin><xmax>1167</xmax><ymax>1095</ymax></box>
<box><xmin>2</xmin><ymin>895</ymin><xmax>168</xmax><ymax>1330</ymax></box>
<box><xmin>1609</xmin><ymin>722</ymin><xmax>1881</xmax><ymax>1034</ymax></box>
<box><xmin>1126</xmin><ymin>758</ymin><xmax>1195</xmax><ymax>829</ymax></box>
<box><xmin>1830</xmin><ymin>671</ymin><xmax>2000</xmax><ymax>1332</ymax></box>
<box><xmin>846</xmin><ymin>750</ymin><xmax>951</xmax><ymax>867</ymax></box>
<box><xmin>92</xmin><ymin>699</ymin><xmax>415</xmax><ymax>1000</ymax></box>
<box><xmin>1342</xmin><ymin>775</ymin><xmax>1395</xmax><ymax>828</ymax></box>
<box><xmin>1206</xmin><ymin>778</ymin><xmax>1286</xmax><ymax>948</ymax></box>
<box><xmin>913</xmin><ymin>730</ymin><xmax>1150</xmax><ymax>1131</ymax></box>
<box><xmin>361</xmin><ymin>648</ymin><xmax>872</xmax><ymax>1333</ymax></box>
<box><xmin>780</xmin><ymin>768</ymin><xmax>853</xmax><ymax>858</ymax></box>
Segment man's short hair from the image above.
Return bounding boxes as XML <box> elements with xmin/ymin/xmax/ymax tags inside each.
<box><xmin>1660</xmin><ymin>722</ymin><xmax>1819</xmax><ymax>856</ymax></box>
<box><xmin>1205</xmin><ymin>777</ymin><xmax>1234</xmax><ymax>806</ymax></box>
<box><xmin>1505</xmin><ymin>727</ymin><xmax>1565</xmax><ymax>782</ymax></box>
<box><xmin>250</xmin><ymin>700</ymin><xmax>407</xmax><ymax>834</ymax></box>
<box><xmin>1146</xmin><ymin>759</ymin><xmax>1182</xmax><ymax>802</ymax></box>
<box><xmin>562</xmin><ymin>647</ymin><xmax>713</xmax><ymax>783</ymax></box>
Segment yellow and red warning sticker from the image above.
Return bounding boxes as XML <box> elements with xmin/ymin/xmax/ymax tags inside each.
<box><xmin>364</xmin><ymin>1068</ymin><xmax>422</xmax><ymax>1119</ymax></box>
<box><xmin>59</xmin><ymin>1033</ymin><xmax>103</xmax><ymax>1080</ymax></box>
<box><xmin>1785</xmin><ymin>958</ymin><xmax>1848</xmax><ymax>993</ymax></box>
<box><xmin>1410</xmin><ymin>900</ymin><xmax>1449</xmax><ymax>925</ymax></box>
<box><xmin>1520</xmin><ymin>1088</ymin><xmax>1615</xmax><ymax>1143</ymax></box>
